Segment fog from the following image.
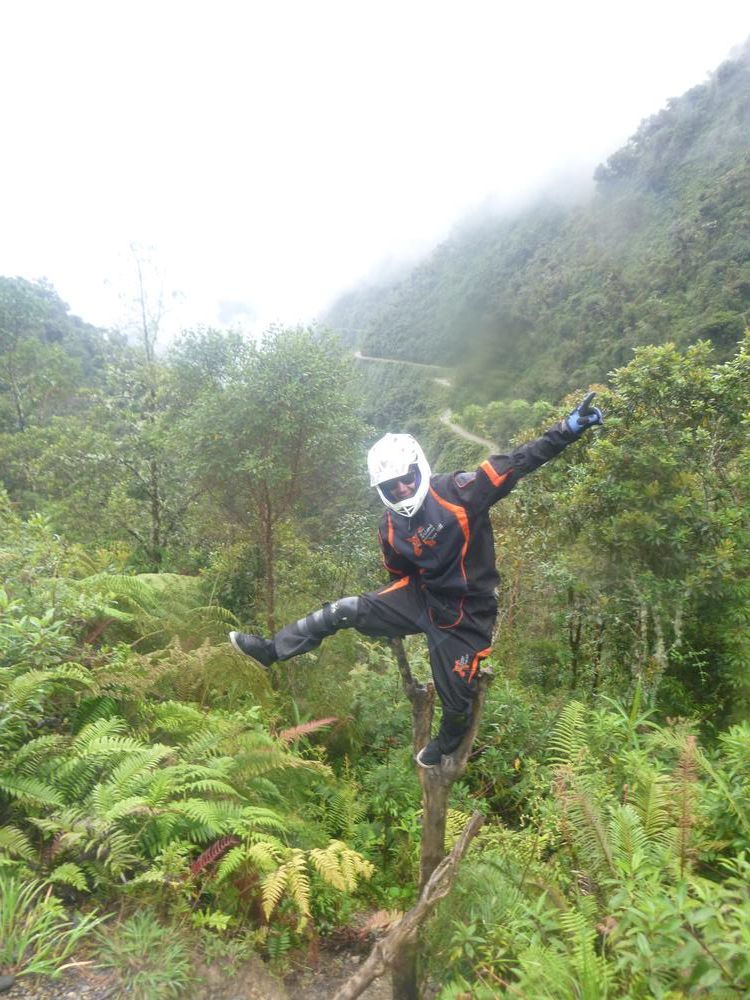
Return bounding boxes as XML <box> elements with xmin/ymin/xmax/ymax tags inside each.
<box><xmin>1</xmin><ymin>1</ymin><xmax>747</xmax><ymax>340</ymax></box>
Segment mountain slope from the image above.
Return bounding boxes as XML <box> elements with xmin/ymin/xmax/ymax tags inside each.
<box><xmin>325</xmin><ymin>40</ymin><xmax>750</xmax><ymax>403</ymax></box>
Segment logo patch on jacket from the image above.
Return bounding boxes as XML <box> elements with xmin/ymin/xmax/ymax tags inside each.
<box><xmin>452</xmin><ymin>654</ymin><xmax>471</xmax><ymax>679</ymax></box>
<box><xmin>405</xmin><ymin>523</ymin><xmax>443</xmax><ymax>557</ymax></box>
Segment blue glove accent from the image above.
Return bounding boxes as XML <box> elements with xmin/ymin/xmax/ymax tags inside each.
<box><xmin>566</xmin><ymin>393</ymin><xmax>603</xmax><ymax>435</ymax></box>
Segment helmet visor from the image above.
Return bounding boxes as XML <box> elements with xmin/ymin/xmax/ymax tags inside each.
<box><xmin>379</xmin><ymin>464</ymin><xmax>421</xmax><ymax>503</ymax></box>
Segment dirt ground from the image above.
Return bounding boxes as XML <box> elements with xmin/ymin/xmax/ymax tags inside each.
<box><xmin>1</xmin><ymin>946</ymin><xmax>395</xmax><ymax>999</ymax></box>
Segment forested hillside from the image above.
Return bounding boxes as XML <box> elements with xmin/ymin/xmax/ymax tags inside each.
<box><xmin>326</xmin><ymin>39</ymin><xmax>750</xmax><ymax>404</ymax></box>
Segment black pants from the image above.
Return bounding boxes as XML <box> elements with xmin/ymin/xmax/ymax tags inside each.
<box><xmin>273</xmin><ymin>577</ymin><xmax>495</xmax><ymax>730</ymax></box>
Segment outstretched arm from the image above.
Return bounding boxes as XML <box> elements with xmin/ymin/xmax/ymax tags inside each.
<box><xmin>450</xmin><ymin>393</ymin><xmax>603</xmax><ymax>513</ymax></box>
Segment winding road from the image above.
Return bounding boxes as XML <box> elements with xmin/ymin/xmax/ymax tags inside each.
<box><xmin>353</xmin><ymin>351</ymin><xmax>497</xmax><ymax>451</ymax></box>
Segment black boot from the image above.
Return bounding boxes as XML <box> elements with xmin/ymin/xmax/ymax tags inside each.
<box><xmin>229</xmin><ymin>632</ymin><xmax>277</xmax><ymax>667</ymax></box>
<box><xmin>436</xmin><ymin>710</ymin><xmax>471</xmax><ymax>756</ymax></box>
<box><xmin>416</xmin><ymin>711</ymin><xmax>472</xmax><ymax>769</ymax></box>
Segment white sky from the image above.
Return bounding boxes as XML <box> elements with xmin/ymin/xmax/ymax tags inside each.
<box><xmin>1</xmin><ymin>1</ymin><xmax>748</xmax><ymax>341</ymax></box>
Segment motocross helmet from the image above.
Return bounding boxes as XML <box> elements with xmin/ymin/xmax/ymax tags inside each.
<box><xmin>367</xmin><ymin>433</ymin><xmax>431</xmax><ymax>517</ymax></box>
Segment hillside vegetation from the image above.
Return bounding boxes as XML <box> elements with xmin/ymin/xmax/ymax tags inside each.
<box><xmin>326</xmin><ymin>39</ymin><xmax>750</xmax><ymax>404</ymax></box>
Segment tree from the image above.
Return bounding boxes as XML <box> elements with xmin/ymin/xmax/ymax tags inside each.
<box><xmin>176</xmin><ymin>327</ymin><xmax>365</xmax><ymax>632</ymax></box>
<box><xmin>0</xmin><ymin>277</ymin><xmax>95</xmax><ymax>434</ymax></box>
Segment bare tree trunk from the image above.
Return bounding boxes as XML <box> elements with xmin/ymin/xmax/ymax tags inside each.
<box><xmin>333</xmin><ymin>812</ymin><xmax>485</xmax><ymax>1000</ymax></box>
<box><xmin>149</xmin><ymin>458</ymin><xmax>162</xmax><ymax>570</ymax></box>
<box><xmin>567</xmin><ymin>585</ymin><xmax>582</xmax><ymax>689</ymax></box>
<box><xmin>387</xmin><ymin>638</ymin><xmax>493</xmax><ymax>998</ymax></box>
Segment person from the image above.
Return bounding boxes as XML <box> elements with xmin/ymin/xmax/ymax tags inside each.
<box><xmin>230</xmin><ymin>393</ymin><xmax>603</xmax><ymax>768</ymax></box>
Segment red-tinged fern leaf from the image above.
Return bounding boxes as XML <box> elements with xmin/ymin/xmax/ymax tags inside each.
<box><xmin>278</xmin><ymin>717</ymin><xmax>339</xmax><ymax>743</ymax></box>
<box><xmin>190</xmin><ymin>835</ymin><xmax>241</xmax><ymax>876</ymax></box>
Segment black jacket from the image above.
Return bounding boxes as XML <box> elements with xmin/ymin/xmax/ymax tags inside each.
<box><xmin>377</xmin><ymin>420</ymin><xmax>577</xmax><ymax>628</ymax></box>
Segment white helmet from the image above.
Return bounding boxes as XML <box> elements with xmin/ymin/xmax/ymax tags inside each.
<box><xmin>367</xmin><ymin>433</ymin><xmax>431</xmax><ymax>518</ymax></box>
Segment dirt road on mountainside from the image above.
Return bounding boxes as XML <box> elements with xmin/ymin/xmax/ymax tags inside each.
<box><xmin>354</xmin><ymin>349</ymin><xmax>497</xmax><ymax>451</ymax></box>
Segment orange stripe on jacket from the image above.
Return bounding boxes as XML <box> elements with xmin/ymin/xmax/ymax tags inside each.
<box><xmin>480</xmin><ymin>460</ymin><xmax>513</xmax><ymax>489</ymax></box>
<box><xmin>379</xmin><ymin>527</ymin><xmax>405</xmax><ymax>577</ymax></box>
<box><xmin>468</xmin><ymin>646</ymin><xmax>492</xmax><ymax>682</ymax></box>
<box><xmin>379</xmin><ymin>576</ymin><xmax>411</xmax><ymax>596</ymax></box>
<box><xmin>428</xmin><ymin>486</ymin><xmax>470</xmax><ymax>584</ymax></box>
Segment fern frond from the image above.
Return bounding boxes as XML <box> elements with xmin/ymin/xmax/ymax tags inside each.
<box><xmin>83</xmin><ymin>734</ymin><xmax>150</xmax><ymax>756</ymax></box>
<box><xmin>261</xmin><ymin>862</ymin><xmax>290</xmax><ymax>919</ymax></box>
<box><xmin>549</xmin><ymin>701</ymin><xmax>589</xmax><ymax>769</ymax></box>
<box><xmin>99</xmin><ymin>796</ymin><xmax>155</xmax><ymax>823</ymax></box>
<box><xmin>672</xmin><ymin>733</ymin><xmax>698</xmax><ymax>878</ymax></box>
<box><xmin>168</xmin><ymin>798</ymin><xmax>246</xmax><ymax>837</ymax></box>
<box><xmin>445</xmin><ymin>808</ymin><xmax>471</xmax><ymax>848</ymax></box>
<box><xmin>12</xmin><ymin>734</ymin><xmax>69</xmax><ymax>774</ymax></box>
<box><xmin>47</xmin><ymin>862</ymin><xmax>89</xmax><ymax>891</ymax></box>
<box><xmin>285</xmin><ymin>851</ymin><xmax>311</xmax><ymax>919</ymax></box>
<box><xmin>72</xmin><ymin>717</ymin><xmax>128</xmax><ymax>751</ymax></box>
<box><xmin>258</xmin><ymin>851</ymin><xmax>310</xmax><ymax>921</ymax></box>
<box><xmin>278</xmin><ymin>717</ymin><xmax>339</xmax><ymax>743</ymax></box>
<box><xmin>630</xmin><ymin>770</ymin><xmax>673</xmax><ymax>846</ymax></box>
<box><xmin>309</xmin><ymin>841</ymin><xmax>374</xmax><ymax>892</ymax></box>
<box><xmin>0</xmin><ymin>772</ymin><xmax>63</xmax><ymax>806</ymax></box>
<box><xmin>51</xmin><ymin>755</ymin><xmax>106</xmax><ymax>803</ymax></box>
<box><xmin>5</xmin><ymin>665</ymin><xmax>93</xmax><ymax>711</ymax></box>
<box><xmin>309</xmin><ymin>845</ymin><xmax>348</xmax><ymax>892</ymax></box>
<box><xmin>214</xmin><ymin>845</ymin><xmax>250</xmax><ymax>883</ymax></box>
<box><xmin>180</xmin><ymin>779</ymin><xmax>240</xmax><ymax>796</ymax></box>
<box><xmin>0</xmin><ymin>824</ymin><xmax>34</xmax><ymax>859</ymax></box>
<box><xmin>102</xmin><ymin>746</ymin><xmax>174</xmax><ymax>797</ymax></box>
<box><xmin>145</xmin><ymin>700</ymin><xmax>208</xmax><ymax>737</ymax></box>
<box><xmin>608</xmin><ymin>804</ymin><xmax>650</xmax><ymax>876</ymax></box>
<box><xmin>71</xmin><ymin>696</ymin><xmax>121</xmax><ymax>733</ymax></box>
<box><xmin>553</xmin><ymin>768</ymin><xmax>615</xmax><ymax>882</ymax></box>
<box><xmin>311</xmin><ymin>783</ymin><xmax>365</xmax><ymax>838</ymax></box>
<box><xmin>238</xmin><ymin>806</ymin><xmax>289</xmax><ymax>835</ymax></box>
<box><xmin>243</xmin><ymin>841</ymin><xmax>284</xmax><ymax>873</ymax></box>
<box><xmin>560</xmin><ymin>906</ymin><xmax>612</xmax><ymax>1000</ymax></box>
<box><xmin>190</xmin><ymin>836</ymin><xmax>241</xmax><ymax>876</ymax></box>
<box><xmin>138</xmin><ymin>813</ymin><xmax>182</xmax><ymax>855</ymax></box>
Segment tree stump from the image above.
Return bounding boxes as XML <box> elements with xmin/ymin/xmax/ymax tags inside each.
<box><xmin>389</xmin><ymin>637</ymin><xmax>493</xmax><ymax>999</ymax></box>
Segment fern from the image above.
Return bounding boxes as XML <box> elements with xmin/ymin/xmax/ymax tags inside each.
<box><xmin>608</xmin><ymin>804</ymin><xmax>651</xmax><ymax>877</ymax></box>
<box><xmin>629</xmin><ymin>767</ymin><xmax>673</xmax><ymax>846</ymax></box>
<box><xmin>553</xmin><ymin>767</ymin><xmax>615</xmax><ymax>883</ymax></box>
<box><xmin>278</xmin><ymin>716</ymin><xmax>339</xmax><ymax>743</ymax></box>
<box><xmin>0</xmin><ymin>773</ymin><xmax>63</xmax><ymax>807</ymax></box>
<box><xmin>71</xmin><ymin>716</ymin><xmax>128</xmax><ymax>751</ymax></box>
<box><xmin>309</xmin><ymin>780</ymin><xmax>365</xmax><ymax>839</ymax></box>
<box><xmin>309</xmin><ymin>840</ymin><xmax>374</xmax><ymax>892</ymax></box>
<box><xmin>189</xmin><ymin>835</ymin><xmax>241</xmax><ymax>876</ymax></box>
<box><xmin>560</xmin><ymin>906</ymin><xmax>612</xmax><ymax>1000</ymax></box>
<box><xmin>549</xmin><ymin>701</ymin><xmax>589</xmax><ymax>768</ymax></box>
<box><xmin>12</xmin><ymin>734</ymin><xmax>69</xmax><ymax>774</ymax></box>
<box><xmin>445</xmin><ymin>808</ymin><xmax>472</xmax><ymax>849</ymax></box>
<box><xmin>672</xmin><ymin>734</ymin><xmax>698</xmax><ymax>878</ymax></box>
<box><xmin>47</xmin><ymin>863</ymin><xmax>88</xmax><ymax>891</ymax></box>
<box><xmin>0</xmin><ymin>825</ymin><xmax>34</xmax><ymax>860</ymax></box>
<box><xmin>3</xmin><ymin>665</ymin><xmax>93</xmax><ymax>713</ymax></box>
<box><xmin>261</xmin><ymin>861</ymin><xmax>293</xmax><ymax>919</ymax></box>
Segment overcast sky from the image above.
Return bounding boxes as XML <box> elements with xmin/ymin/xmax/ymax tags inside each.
<box><xmin>1</xmin><ymin>1</ymin><xmax>748</xmax><ymax>341</ymax></box>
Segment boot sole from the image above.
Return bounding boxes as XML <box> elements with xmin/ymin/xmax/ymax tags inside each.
<box><xmin>415</xmin><ymin>748</ymin><xmax>442</xmax><ymax>769</ymax></box>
